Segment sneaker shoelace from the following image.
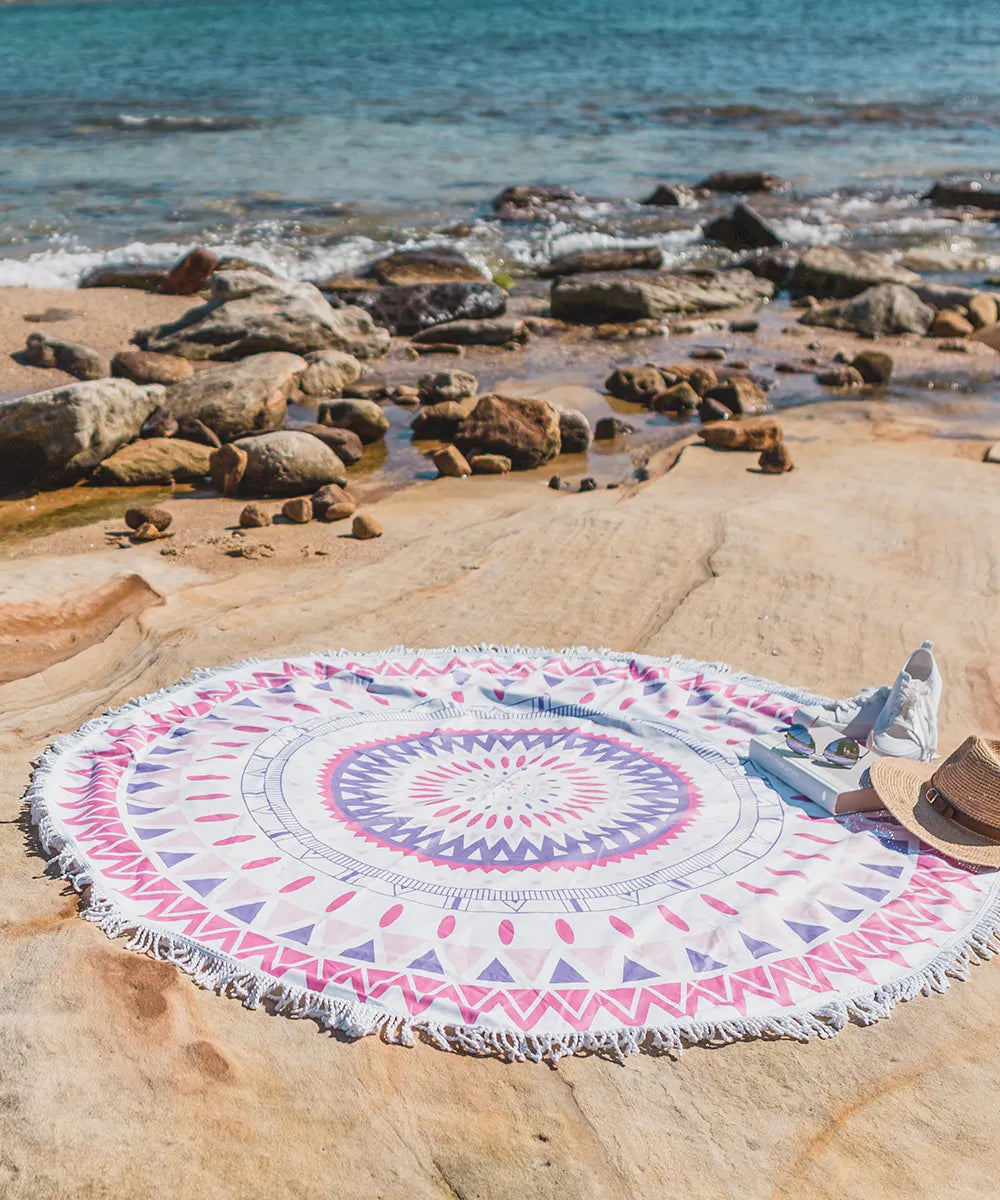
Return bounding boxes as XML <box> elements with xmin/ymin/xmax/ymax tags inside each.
<box><xmin>888</xmin><ymin>678</ymin><xmax>934</xmax><ymax>753</ymax></box>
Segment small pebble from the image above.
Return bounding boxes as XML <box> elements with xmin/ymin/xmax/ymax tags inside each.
<box><xmin>579</xmin><ymin>477</ymin><xmax>597</xmax><ymax>492</ymax></box>
<box><xmin>690</xmin><ymin>347</ymin><xmax>727</xmax><ymax>361</ymax></box>
<box><xmin>353</xmin><ymin>513</ymin><xmax>383</xmax><ymax>539</ymax></box>
<box><xmin>548</xmin><ymin>475</ymin><xmax>563</xmax><ymax>490</ymax></box>
<box><xmin>239</xmin><ymin>503</ymin><xmax>271</xmax><ymax>528</ymax></box>
<box><xmin>282</xmin><ymin>497</ymin><xmax>313</xmax><ymax>524</ymax></box>
<box><xmin>758</xmin><ymin>442</ymin><xmax>794</xmax><ymax>474</ymax></box>
<box><xmin>125</xmin><ymin>505</ymin><xmax>172</xmax><ymax>532</ymax></box>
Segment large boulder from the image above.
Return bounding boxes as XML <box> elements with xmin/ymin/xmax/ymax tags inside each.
<box><xmin>326</xmin><ymin>282</ymin><xmax>507</xmax><ymax>336</ymax></box>
<box><xmin>23</xmin><ymin>333</ymin><xmax>109</xmax><ymax>380</ymax></box>
<box><xmin>800</xmin><ymin>284</ymin><xmax>935</xmax><ymax>337</ymax></box>
<box><xmin>924</xmin><ymin>181</ymin><xmax>1000</xmax><ymax>211</ymax></box>
<box><xmin>696</xmin><ymin>171</ymin><xmax>785</xmax><ymax>193</ymax></box>
<box><xmin>218</xmin><ymin>431</ymin><xmax>348</xmax><ymax>498</ymax></box>
<box><xmin>410</xmin><ymin>316</ymin><xmax>527</xmax><ymax>346</ymax></box>
<box><xmin>453</xmin><ymin>395</ymin><xmax>561</xmax><ymax>470</ymax></box>
<box><xmin>297</xmin><ymin>349</ymin><xmax>362</xmax><ymax>397</ymax></box>
<box><xmin>703</xmin><ymin>204</ymin><xmax>783</xmax><ymax>252</ymax></box>
<box><xmin>540</xmin><ymin>247</ymin><xmax>664</xmax><ymax>277</ymax></box>
<box><xmin>318</xmin><ymin>398</ymin><xmax>390</xmax><ymax>443</ymax></box>
<box><xmin>788</xmin><ymin>248</ymin><xmax>921</xmax><ymax>300</ymax></box>
<box><xmin>134</xmin><ymin>270</ymin><xmax>390</xmax><ymax>361</ymax></box>
<box><xmin>550</xmin><ymin>269</ymin><xmax>774</xmax><ymax>323</ymax></box>
<box><xmin>0</xmin><ymin>378</ymin><xmax>162</xmax><ymax>492</ymax></box>
<box><xmin>370</xmin><ymin>248</ymin><xmax>488</xmax><ymax>286</ymax></box>
<box><xmin>289</xmin><ymin>423</ymin><xmax>363</xmax><ymax>464</ymax></box>
<box><xmin>418</xmin><ymin>371</ymin><xmax>478</xmax><ymax>405</ymax></box>
<box><xmin>159</xmin><ymin>352</ymin><xmax>306</xmax><ymax>441</ymax></box>
<box><xmin>93</xmin><ymin>437</ymin><xmax>212</xmax><ymax>485</ymax></box>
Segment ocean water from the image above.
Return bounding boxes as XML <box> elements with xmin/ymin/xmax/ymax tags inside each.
<box><xmin>1</xmin><ymin>0</ymin><xmax>1000</xmax><ymax>285</ymax></box>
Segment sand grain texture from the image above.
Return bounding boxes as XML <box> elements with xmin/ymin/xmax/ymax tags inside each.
<box><xmin>2</xmin><ymin>401</ymin><xmax>1000</xmax><ymax>1200</ymax></box>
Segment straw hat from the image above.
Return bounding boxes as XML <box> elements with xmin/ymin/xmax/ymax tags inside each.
<box><xmin>871</xmin><ymin>736</ymin><xmax>1000</xmax><ymax>867</ymax></box>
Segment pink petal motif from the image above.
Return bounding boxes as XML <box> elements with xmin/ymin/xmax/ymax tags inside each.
<box><xmin>498</xmin><ymin>919</ymin><xmax>515</xmax><ymax>945</ymax></box>
<box><xmin>555</xmin><ymin>919</ymin><xmax>575</xmax><ymax>944</ymax></box>
<box><xmin>379</xmin><ymin>904</ymin><xmax>404</xmax><ymax>928</ymax></box>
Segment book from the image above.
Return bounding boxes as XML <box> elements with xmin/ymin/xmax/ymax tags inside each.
<box><xmin>748</xmin><ymin>724</ymin><xmax>883</xmax><ymax>815</ymax></box>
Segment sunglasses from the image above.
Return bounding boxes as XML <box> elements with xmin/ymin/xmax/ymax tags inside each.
<box><xmin>784</xmin><ymin>724</ymin><xmax>867</xmax><ymax>767</ymax></box>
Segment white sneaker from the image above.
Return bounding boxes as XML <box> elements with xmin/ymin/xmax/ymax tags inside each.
<box><xmin>793</xmin><ymin>686</ymin><xmax>891</xmax><ymax>740</ymax></box>
<box><xmin>869</xmin><ymin>641</ymin><xmax>941</xmax><ymax>762</ymax></box>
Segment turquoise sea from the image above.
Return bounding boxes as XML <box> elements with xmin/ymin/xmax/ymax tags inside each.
<box><xmin>1</xmin><ymin>0</ymin><xmax>999</xmax><ymax>284</ymax></box>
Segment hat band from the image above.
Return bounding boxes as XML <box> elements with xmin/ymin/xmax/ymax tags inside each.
<box><xmin>925</xmin><ymin>782</ymin><xmax>1000</xmax><ymax>843</ymax></box>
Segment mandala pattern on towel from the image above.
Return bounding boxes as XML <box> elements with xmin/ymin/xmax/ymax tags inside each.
<box><xmin>36</xmin><ymin>649</ymin><xmax>1000</xmax><ymax>1052</ymax></box>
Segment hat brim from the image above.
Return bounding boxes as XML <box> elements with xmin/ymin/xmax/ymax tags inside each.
<box><xmin>870</xmin><ymin>756</ymin><xmax>1000</xmax><ymax>869</ymax></box>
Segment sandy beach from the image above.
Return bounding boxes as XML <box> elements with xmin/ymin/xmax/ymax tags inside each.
<box><xmin>2</xmin><ymin>271</ymin><xmax>1000</xmax><ymax>1197</ymax></box>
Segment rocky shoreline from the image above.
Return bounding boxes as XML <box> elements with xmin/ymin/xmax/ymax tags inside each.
<box><xmin>3</xmin><ymin>177</ymin><xmax>1000</xmax><ymax>551</ymax></box>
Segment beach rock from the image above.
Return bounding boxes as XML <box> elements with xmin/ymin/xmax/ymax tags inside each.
<box><xmin>79</xmin><ymin>264</ymin><xmax>170</xmax><ymax>291</ymax></box>
<box><xmin>226</xmin><ymin>430</ymin><xmax>348</xmax><ymax>497</ymax></box>
<box><xmin>691</xmin><ymin>347</ymin><xmax>726</xmax><ymax>361</ymax></box>
<box><xmin>733</xmin><ymin>248</ymin><xmax>799</xmax><ymax>286</ymax></box>
<box><xmin>984</xmin><ymin>443</ymin><xmax>1000</xmax><ymax>464</ymax></box>
<box><xmin>705</xmin><ymin>376</ymin><xmax>769</xmax><ymax>415</ymax></box>
<box><xmin>697</xmin><ymin>170</ymin><xmax>785</xmax><ymax>193</ymax></box>
<box><xmin>558</xmin><ymin>409</ymin><xmax>593</xmax><ymax>454</ymax></box>
<box><xmin>112</xmin><ymin>349</ymin><xmax>194</xmax><ymax>385</ymax></box>
<box><xmin>131</xmin><ymin>521</ymin><xmax>169</xmax><ymax>542</ymax></box>
<box><xmin>699</xmin><ymin>418</ymin><xmax>782</xmax><ymax>451</ymax></box>
<box><xmin>930</xmin><ymin>310</ymin><xmax>974</xmax><ymax>338</ymax></box>
<box><xmin>687</xmin><ymin>365</ymin><xmax>719</xmax><ymax>395</ymax></box>
<box><xmin>176</xmin><ymin>417</ymin><xmax>222</xmax><ymax>448</ymax></box>
<box><xmin>281</xmin><ymin>497</ymin><xmax>313</xmax><ymax>524</ymax></box>
<box><xmin>433</xmin><ymin>445</ymin><xmax>471</xmax><ymax>477</ymax></box>
<box><xmin>209</xmin><ymin>443</ymin><xmax>248</xmax><ymax>495</ymax></box>
<box><xmin>491</xmin><ymin>184</ymin><xmax>582</xmax><ymax>220</ymax></box>
<box><xmin>800</xmin><ymin>284</ymin><xmax>935</xmax><ymax>337</ymax></box>
<box><xmin>470</xmin><ymin>454</ymin><xmax>511</xmax><ymax>474</ymax></box>
<box><xmin>643</xmin><ymin>184</ymin><xmax>688</xmax><ymax>206</ymax></box>
<box><xmin>968</xmin><ymin>294</ymin><xmax>999</xmax><ymax>330</ymax></box>
<box><xmin>160</xmin><ymin>351</ymin><xmax>305</xmax><ymax>441</ymax></box>
<box><xmin>124</xmin><ymin>505</ymin><xmax>172</xmax><ymax>532</ymax></box>
<box><xmin>912</xmin><ymin>282</ymin><xmax>990</xmax><ymax>311</ymax></box>
<box><xmin>924</xmin><ymin>181</ymin><xmax>1000</xmax><ymax>211</ymax></box>
<box><xmin>698</xmin><ymin>397</ymin><xmax>732</xmax><ymax>423</ymax></box>
<box><xmin>453</xmin><ymin>394</ymin><xmax>561</xmax><ymax>470</ymax></box>
<box><xmin>851</xmin><ymin>350</ymin><xmax>894</xmax><ymax>385</ymax></box>
<box><xmin>318</xmin><ymin>397</ymin><xmax>390</xmax><ymax>444</ymax></box>
<box><xmin>759</xmin><ymin>442</ymin><xmax>794</xmax><ymax>473</ymax></box>
<box><xmin>594</xmin><ymin>417</ymin><xmax>635</xmax><ymax>440</ymax></box>
<box><xmin>605</xmin><ymin>366</ymin><xmax>667</xmax><ymax>404</ymax></box>
<box><xmin>0</xmin><ymin>377</ymin><xmax>162</xmax><ymax>492</ymax></box>
<box><xmin>353</xmin><ymin>513</ymin><xmax>383</xmax><ymax>539</ymax></box>
<box><xmin>311</xmin><ymin>483</ymin><xmax>356</xmax><ymax>521</ymax></box>
<box><xmin>548</xmin><ymin>475</ymin><xmax>564</xmax><ymax>490</ymax></box>
<box><xmin>652</xmin><ymin>381</ymin><xmax>700</xmax><ymax>413</ymax></box>
<box><xmin>816</xmin><ymin>366</ymin><xmax>865</xmax><ymax>389</ymax></box>
<box><xmin>297</xmin><ymin>349</ymin><xmax>363</xmax><ymax>397</ymax></box>
<box><xmin>788</xmin><ymin>248</ymin><xmax>922</xmax><ymax>301</ymax></box>
<box><xmin>239</xmin><ymin>503</ymin><xmax>270</xmax><ymax>528</ymax></box>
<box><xmin>94</xmin><ymin>437</ymin><xmax>212</xmax><ymax>485</ymax></box>
<box><xmin>703</xmin><ymin>203</ymin><xmax>783</xmax><ymax>252</ymax></box>
<box><xmin>23</xmin><ymin>333</ymin><xmax>109</xmax><ymax>380</ymax></box>
<box><xmin>409</xmin><ymin>396</ymin><xmax>478</xmax><ymax>440</ymax></box>
<box><xmin>136</xmin><ymin>270</ymin><xmax>390</xmax><ymax>361</ymax></box>
<box><xmin>291</xmin><ymin>423</ymin><xmax>363</xmax><ymax>465</ymax></box>
<box><xmin>551</xmin><ymin>269</ymin><xmax>774</xmax><ymax>323</ymax></box>
<box><xmin>327</xmin><ymin>282</ymin><xmax>506</xmax><ymax>337</ymax></box>
<box><xmin>418</xmin><ymin>370</ymin><xmax>478</xmax><ymax>405</ymax></box>
<box><xmin>971</xmin><ymin>323</ymin><xmax>1000</xmax><ymax>352</ymax></box>
<box><xmin>370</xmin><ymin>248</ymin><xmax>487</xmax><ymax>286</ymax></box>
<box><xmin>578</xmin><ymin>477</ymin><xmax>598</xmax><ymax>492</ymax></box>
<box><xmin>540</xmin><ymin>247</ymin><xmax>664</xmax><ymax>277</ymax></box>
<box><xmin>411</xmin><ymin>316</ymin><xmax>527</xmax><ymax>346</ymax></box>
<box><xmin>160</xmin><ymin>248</ymin><xmax>219</xmax><ymax>295</ymax></box>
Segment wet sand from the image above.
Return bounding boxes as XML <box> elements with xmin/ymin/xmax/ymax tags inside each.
<box><xmin>2</xmin><ymin>285</ymin><xmax>1000</xmax><ymax>1199</ymax></box>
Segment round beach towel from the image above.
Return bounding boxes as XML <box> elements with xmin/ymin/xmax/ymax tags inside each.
<box><xmin>29</xmin><ymin>646</ymin><xmax>1000</xmax><ymax>1061</ymax></box>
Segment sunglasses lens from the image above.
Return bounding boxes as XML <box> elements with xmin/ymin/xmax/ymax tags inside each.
<box><xmin>823</xmin><ymin>738</ymin><xmax>862</xmax><ymax>767</ymax></box>
<box><xmin>785</xmin><ymin>724</ymin><xmax>816</xmax><ymax>756</ymax></box>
